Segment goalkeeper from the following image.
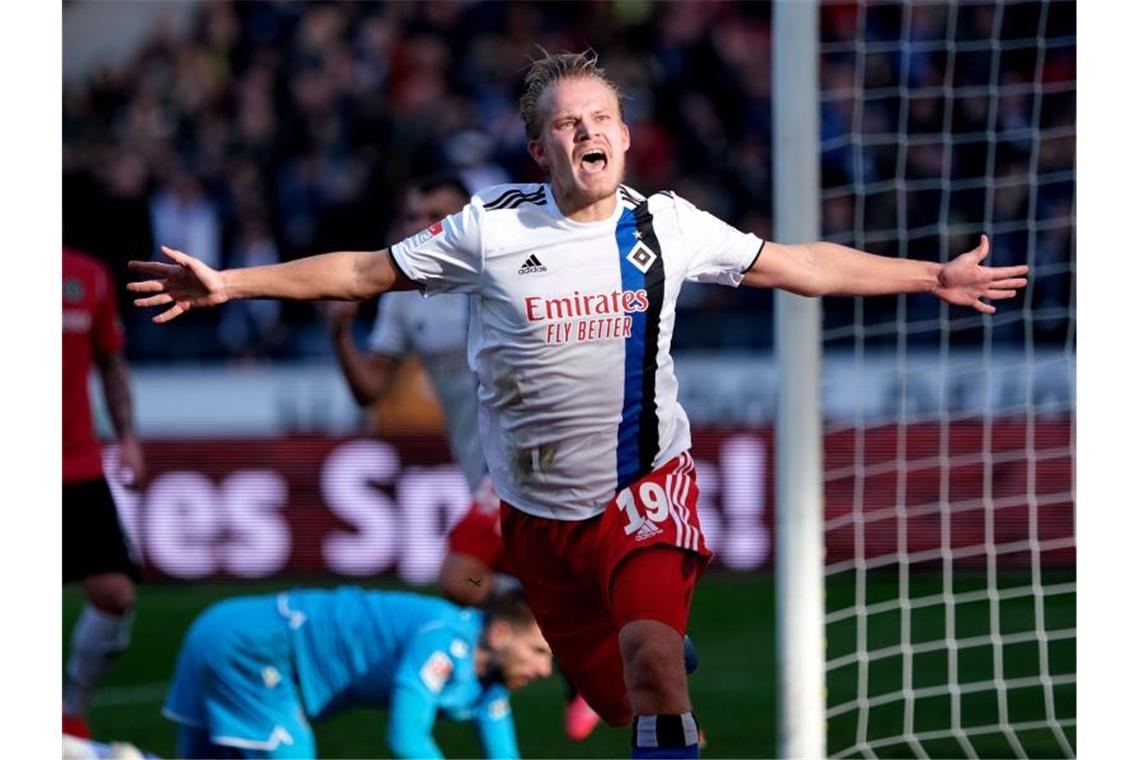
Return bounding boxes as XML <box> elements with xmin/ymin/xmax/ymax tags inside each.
<box><xmin>162</xmin><ymin>587</ymin><xmax>551</xmax><ymax>759</ymax></box>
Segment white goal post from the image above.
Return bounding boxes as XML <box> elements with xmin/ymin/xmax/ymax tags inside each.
<box><xmin>773</xmin><ymin>1</ymin><xmax>827</xmax><ymax>758</ymax></box>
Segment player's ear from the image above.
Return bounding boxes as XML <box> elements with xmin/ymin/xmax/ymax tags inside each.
<box><xmin>620</xmin><ymin>121</ymin><xmax>630</xmax><ymax>152</ymax></box>
<box><xmin>527</xmin><ymin>139</ymin><xmax>548</xmax><ymax>171</ymax></box>
<box><xmin>487</xmin><ymin>619</ymin><xmax>514</xmax><ymax>650</ymax></box>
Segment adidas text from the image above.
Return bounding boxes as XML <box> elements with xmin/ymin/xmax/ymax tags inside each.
<box><xmin>634</xmin><ymin>521</ymin><xmax>664</xmax><ymax>542</ymax></box>
<box><xmin>518</xmin><ymin>254</ymin><xmax>547</xmax><ymax>275</ymax></box>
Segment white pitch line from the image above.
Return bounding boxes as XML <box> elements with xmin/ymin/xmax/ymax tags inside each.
<box><xmin>92</xmin><ymin>681</ymin><xmax>169</xmax><ymax>708</ymax></box>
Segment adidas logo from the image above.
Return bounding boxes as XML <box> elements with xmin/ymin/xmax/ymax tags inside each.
<box><xmin>518</xmin><ymin>254</ymin><xmax>547</xmax><ymax>275</ymax></box>
<box><xmin>634</xmin><ymin>520</ymin><xmax>663</xmax><ymax>542</ymax></box>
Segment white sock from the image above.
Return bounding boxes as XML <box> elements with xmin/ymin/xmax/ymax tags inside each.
<box><xmin>63</xmin><ymin>604</ymin><xmax>134</xmax><ymax>716</ymax></box>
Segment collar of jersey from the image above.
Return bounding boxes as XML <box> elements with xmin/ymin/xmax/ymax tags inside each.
<box><xmin>544</xmin><ymin>184</ymin><xmax>624</xmax><ymax>228</ymax></box>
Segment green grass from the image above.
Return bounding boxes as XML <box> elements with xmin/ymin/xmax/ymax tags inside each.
<box><xmin>64</xmin><ymin>571</ymin><xmax>1074</xmax><ymax>758</ymax></box>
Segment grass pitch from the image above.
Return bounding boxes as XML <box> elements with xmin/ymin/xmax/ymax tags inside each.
<box><xmin>64</xmin><ymin>571</ymin><xmax>1073</xmax><ymax>758</ymax></box>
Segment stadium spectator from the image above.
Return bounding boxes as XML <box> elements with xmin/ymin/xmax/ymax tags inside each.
<box><xmin>218</xmin><ymin>212</ymin><xmax>285</xmax><ymax>359</ymax></box>
<box><xmin>62</xmin><ymin>248</ymin><xmax>146</xmax><ymax>739</ymax></box>
<box><xmin>163</xmin><ymin>586</ymin><xmax>552</xmax><ymax>759</ymax></box>
<box><xmin>128</xmin><ymin>50</ymin><xmax>1028</xmax><ymax>759</ymax></box>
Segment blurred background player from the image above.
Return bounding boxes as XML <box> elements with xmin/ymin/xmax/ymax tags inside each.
<box><xmin>326</xmin><ymin>174</ymin><xmax>501</xmax><ymax>604</ymax></box>
<box><xmin>62</xmin><ymin>247</ymin><xmax>147</xmax><ymax>738</ymax></box>
<box><xmin>163</xmin><ymin>586</ymin><xmax>552</xmax><ymax>759</ymax></box>
<box><xmin>326</xmin><ymin>174</ymin><xmax>603</xmax><ymax>741</ymax></box>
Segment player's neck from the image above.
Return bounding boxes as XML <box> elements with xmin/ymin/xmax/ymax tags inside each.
<box><xmin>552</xmin><ymin>184</ymin><xmax>618</xmax><ymax>223</ymax></box>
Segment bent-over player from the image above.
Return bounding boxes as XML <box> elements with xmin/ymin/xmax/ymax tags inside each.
<box><xmin>164</xmin><ymin>587</ymin><xmax>551</xmax><ymax>758</ymax></box>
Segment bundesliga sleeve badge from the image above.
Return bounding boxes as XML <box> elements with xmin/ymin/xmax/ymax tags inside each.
<box><xmin>419</xmin><ymin>651</ymin><xmax>454</xmax><ymax>694</ymax></box>
<box><xmin>399</xmin><ymin>220</ymin><xmax>445</xmax><ymax>252</ymax></box>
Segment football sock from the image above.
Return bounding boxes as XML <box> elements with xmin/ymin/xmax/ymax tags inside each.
<box><xmin>631</xmin><ymin>713</ymin><xmax>700</xmax><ymax>759</ymax></box>
<box><xmin>63</xmin><ymin>604</ymin><xmax>135</xmax><ymax>716</ymax></box>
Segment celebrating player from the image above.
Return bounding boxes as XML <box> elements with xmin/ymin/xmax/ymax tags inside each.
<box><xmin>328</xmin><ymin>174</ymin><xmax>604</xmax><ymax>740</ymax></box>
<box><xmin>63</xmin><ymin>247</ymin><xmax>146</xmax><ymax>739</ymax></box>
<box><xmin>163</xmin><ymin>586</ymin><xmax>551</xmax><ymax>759</ymax></box>
<box><xmin>129</xmin><ymin>51</ymin><xmax>1029</xmax><ymax>759</ymax></box>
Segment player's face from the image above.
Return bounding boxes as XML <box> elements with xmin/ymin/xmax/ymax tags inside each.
<box><xmin>492</xmin><ymin>621</ymin><xmax>554</xmax><ymax>691</ymax></box>
<box><xmin>396</xmin><ymin>186</ymin><xmax>468</xmax><ymax>239</ymax></box>
<box><xmin>528</xmin><ymin>76</ymin><xmax>630</xmax><ymax>210</ymax></box>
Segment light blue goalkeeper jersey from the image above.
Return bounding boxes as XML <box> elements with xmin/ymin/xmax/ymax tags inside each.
<box><xmin>164</xmin><ymin>587</ymin><xmax>518</xmax><ymax>759</ymax></box>
<box><xmin>282</xmin><ymin>587</ymin><xmax>517</xmax><ymax>759</ymax></box>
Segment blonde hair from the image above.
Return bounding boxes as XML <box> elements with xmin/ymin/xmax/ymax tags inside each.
<box><xmin>518</xmin><ymin>49</ymin><xmax>625</xmax><ymax>141</ymax></box>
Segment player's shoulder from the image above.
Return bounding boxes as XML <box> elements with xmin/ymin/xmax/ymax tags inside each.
<box><xmin>63</xmin><ymin>247</ymin><xmax>109</xmax><ymax>279</ymax></box>
<box><xmin>63</xmin><ymin>247</ymin><xmax>112</xmax><ymax>300</ymax></box>
<box><xmin>619</xmin><ymin>185</ymin><xmax>687</xmax><ymax>212</ymax></box>
<box><xmin>473</xmin><ymin>183</ymin><xmax>549</xmax><ymax>213</ymax></box>
<box><xmin>413</xmin><ymin>610</ymin><xmax>480</xmax><ymax>671</ymax></box>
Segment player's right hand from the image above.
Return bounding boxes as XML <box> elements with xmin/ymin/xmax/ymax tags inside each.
<box><xmin>127</xmin><ymin>246</ymin><xmax>229</xmax><ymax>323</ymax></box>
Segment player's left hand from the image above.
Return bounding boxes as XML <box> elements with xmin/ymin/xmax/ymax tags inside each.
<box><xmin>933</xmin><ymin>234</ymin><xmax>1029</xmax><ymax>314</ymax></box>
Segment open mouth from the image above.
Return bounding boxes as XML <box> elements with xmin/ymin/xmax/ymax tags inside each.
<box><xmin>580</xmin><ymin>150</ymin><xmax>608</xmax><ymax>174</ymax></box>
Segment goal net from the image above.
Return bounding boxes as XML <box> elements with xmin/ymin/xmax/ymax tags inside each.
<box><xmin>814</xmin><ymin>2</ymin><xmax>1076</xmax><ymax>757</ymax></box>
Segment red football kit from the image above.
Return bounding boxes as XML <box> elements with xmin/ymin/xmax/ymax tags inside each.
<box><xmin>63</xmin><ymin>249</ymin><xmax>124</xmax><ymax>484</ymax></box>
<box><xmin>500</xmin><ymin>452</ymin><xmax>711</xmax><ymax>725</ymax></box>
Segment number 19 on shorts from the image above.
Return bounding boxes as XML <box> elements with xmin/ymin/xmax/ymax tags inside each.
<box><xmin>613</xmin><ymin>456</ymin><xmax>703</xmax><ymax>552</ymax></box>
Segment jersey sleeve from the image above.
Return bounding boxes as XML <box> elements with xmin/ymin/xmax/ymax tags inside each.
<box><xmin>92</xmin><ymin>262</ymin><xmax>125</xmax><ymax>355</ymax></box>
<box><xmin>367</xmin><ymin>293</ymin><xmax>411</xmax><ymax>356</ymax></box>
<box><xmin>472</xmin><ymin>684</ymin><xmax>519</xmax><ymax>760</ymax></box>
<box><xmin>388</xmin><ymin>629</ymin><xmax>459</xmax><ymax>759</ymax></box>
<box><xmin>673</xmin><ymin>194</ymin><xmax>765</xmax><ymax>287</ymax></box>
<box><xmin>389</xmin><ymin>202</ymin><xmax>483</xmax><ymax>295</ymax></box>
<box><xmin>387</xmin><ymin>683</ymin><xmax>444</xmax><ymax>759</ymax></box>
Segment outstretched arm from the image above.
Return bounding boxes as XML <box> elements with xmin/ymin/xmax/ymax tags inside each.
<box><xmin>129</xmin><ymin>245</ymin><xmax>417</xmax><ymax>324</ymax></box>
<box><xmin>744</xmin><ymin>234</ymin><xmax>1028</xmax><ymax>314</ymax></box>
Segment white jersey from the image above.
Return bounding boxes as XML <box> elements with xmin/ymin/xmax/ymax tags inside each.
<box><xmin>367</xmin><ymin>290</ymin><xmax>487</xmax><ymax>491</ymax></box>
<box><xmin>391</xmin><ymin>183</ymin><xmax>763</xmax><ymax>520</ymax></box>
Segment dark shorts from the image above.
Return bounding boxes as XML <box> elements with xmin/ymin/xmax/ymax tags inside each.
<box><xmin>500</xmin><ymin>452</ymin><xmax>712</xmax><ymax>727</ymax></box>
<box><xmin>63</xmin><ymin>477</ymin><xmax>142</xmax><ymax>584</ymax></box>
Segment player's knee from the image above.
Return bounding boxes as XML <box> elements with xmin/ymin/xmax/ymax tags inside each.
<box><xmin>619</xmin><ymin>621</ymin><xmax>686</xmax><ymax>694</ymax></box>
<box><xmin>85</xmin><ymin>573</ymin><xmax>136</xmax><ymax>616</ymax></box>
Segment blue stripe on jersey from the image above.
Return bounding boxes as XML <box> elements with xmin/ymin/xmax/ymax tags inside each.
<box><xmin>615</xmin><ymin>208</ymin><xmax>646</xmax><ymax>490</ymax></box>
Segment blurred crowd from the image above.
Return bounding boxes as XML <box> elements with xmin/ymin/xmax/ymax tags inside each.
<box><xmin>62</xmin><ymin>0</ymin><xmax>1075</xmax><ymax>363</ymax></box>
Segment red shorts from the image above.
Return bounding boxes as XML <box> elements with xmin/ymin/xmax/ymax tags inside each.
<box><xmin>500</xmin><ymin>452</ymin><xmax>711</xmax><ymax>726</ymax></box>
<box><xmin>447</xmin><ymin>477</ymin><xmax>513</xmax><ymax>574</ymax></box>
